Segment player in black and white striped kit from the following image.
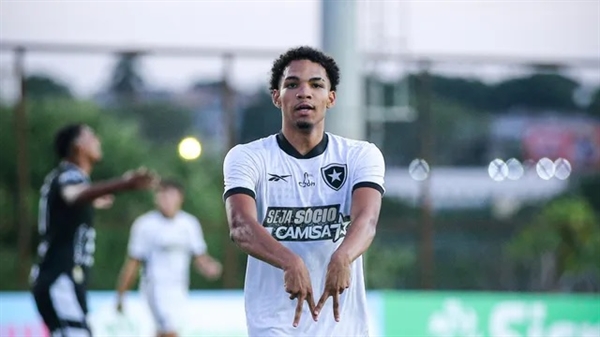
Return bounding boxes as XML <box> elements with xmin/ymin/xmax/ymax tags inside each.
<box><xmin>31</xmin><ymin>124</ymin><xmax>157</xmax><ymax>337</ymax></box>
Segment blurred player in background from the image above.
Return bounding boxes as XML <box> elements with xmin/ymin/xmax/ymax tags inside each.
<box><xmin>31</xmin><ymin>123</ymin><xmax>158</xmax><ymax>337</ymax></box>
<box><xmin>223</xmin><ymin>46</ymin><xmax>385</xmax><ymax>336</ymax></box>
<box><xmin>116</xmin><ymin>179</ymin><xmax>222</xmax><ymax>337</ymax></box>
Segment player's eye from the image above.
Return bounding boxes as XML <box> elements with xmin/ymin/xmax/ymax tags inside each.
<box><xmin>312</xmin><ymin>83</ymin><xmax>324</xmax><ymax>88</ymax></box>
<box><xmin>285</xmin><ymin>83</ymin><xmax>297</xmax><ymax>88</ymax></box>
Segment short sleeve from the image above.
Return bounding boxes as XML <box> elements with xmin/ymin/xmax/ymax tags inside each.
<box><xmin>351</xmin><ymin>143</ymin><xmax>386</xmax><ymax>195</ymax></box>
<box><xmin>189</xmin><ymin>217</ymin><xmax>207</xmax><ymax>256</ymax></box>
<box><xmin>58</xmin><ymin>168</ymin><xmax>88</xmax><ymax>188</ymax></box>
<box><xmin>223</xmin><ymin>144</ymin><xmax>260</xmax><ymax>200</ymax></box>
<box><xmin>127</xmin><ymin>218</ymin><xmax>150</xmax><ymax>260</ymax></box>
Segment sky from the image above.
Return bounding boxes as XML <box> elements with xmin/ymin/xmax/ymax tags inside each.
<box><xmin>0</xmin><ymin>0</ymin><xmax>599</xmax><ymax>98</ymax></box>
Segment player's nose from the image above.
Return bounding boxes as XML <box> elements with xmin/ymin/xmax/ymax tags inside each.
<box><xmin>296</xmin><ymin>84</ymin><xmax>312</xmax><ymax>100</ymax></box>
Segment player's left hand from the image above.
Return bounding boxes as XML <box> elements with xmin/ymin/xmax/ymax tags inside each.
<box><xmin>314</xmin><ymin>252</ymin><xmax>351</xmax><ymax>322</ymax></box>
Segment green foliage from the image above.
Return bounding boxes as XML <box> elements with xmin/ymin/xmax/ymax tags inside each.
<box><xmin>578</xmin><ymin>173</ymin><xmax>600</xmax><ymax>214</ymax></box>
<box><xmin>492</xmin><ymin>73</ymin><xmax>579</xmax><ymax>111</ymax></box>
<box><xmin>108</xmin><ymin>102</ymin><xmax>196</xmax><ymax>145</ymax></box>
<box><xmin>425</xmin><ymin>75</ymin><xmax>492</xmax><ymax>111</ymax></box>
<box><xmin>365</xmin><ymin>243</ymin><xmax>416</xmax><ymax>289</ymax></box>
<box><xmin>0</xmin><ymin>97</ymin><xmax>229</xmax><ymax>290</ymax></box>
<box><xmin>378</xmin><ymin>95</ymin><xmax>491</xmax><ymax>166</ymax></box>
<box><xmin>108</xmin><ymin>52</ymin><xmax>145</xmax><ymax>101</ymax></box>
<box><xmin>407</xmin><ymin>72</ymin><xmax>582</xmax><ymax>113</ymax></box>
<box><xmin>25</xmin><ymin>75</ymin><xmax>73</xmax><ymax>99</ymax></box>
<box><xmin>588</xmin><ymin>87</ymin><xmax>600</xmax><ymax>118</ymax></box>
<box><xmin>239</xmin><ymin>91</ymin><xmax>280</xmax><ymax>144</ymax></box>
<box><xmin>507</xmin><ymin>196</ymin><xmax>600</xmax><ymax>280</ymax></box>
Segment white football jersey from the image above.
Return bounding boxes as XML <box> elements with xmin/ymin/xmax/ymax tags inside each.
<box><xmin>223</xmin><ymin>132</ymin><xmax>385</xmax><ymax>337</ymax></box>
<box><xmin>127</xmin><ymin>210</ymin><xmax>207</xmax><ymax>289</ymax></box>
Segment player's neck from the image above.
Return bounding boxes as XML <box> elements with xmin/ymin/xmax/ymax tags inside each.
<box><xmin>158</xmin><ymin>209</ymin><xmax>178</xmax><ymax>219</ymax></box>
<box><xmin>281</xmin><ymin>125</ymin><xmax>325</xmax><ymax>156</ymax></box>
<box><xmin>66</xmin><ymin>157</ymin><xmax>93</xmax><ymax>175</ymax></box>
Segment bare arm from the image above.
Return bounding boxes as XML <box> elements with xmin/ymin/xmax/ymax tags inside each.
<box><xmin>226</xmin><ymin>193</ymin><xmax>317</xmax><ymax>325</ymax></box>
<box><xmin>63</xmin><ymin>168</ymin><xmax>157</xmax><ymax>206</ymax></box>
<box><xmin>65</xmin><ymin>179</ymin><xmax>136</xmax><ymax>205</ymax></box>
<box><xmin>226</xmin><ymin>194</ymin><xmax>300</xmax><ymax>270</ymax></box>
<box><xmin>193</xmin><ymin>254</ymin><xmax>222</xmax><ymax>280</ymax></box>
<box><xmin>116</xmin><ymin>258</ymin><xmax>141</xmax><ymax>305</ymax></box>
<box><xmin>314</xmin><ymin>187</ymin><xmax>383</xmax><ymax>320</ymax></box>
<box><xmin>332</xmin><ymin>187</ymin><xmax>382</xmax><ymax>264</ymax></box>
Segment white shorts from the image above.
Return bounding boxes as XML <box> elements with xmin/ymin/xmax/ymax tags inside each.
<box><xmin>142</xmin><ymin>284</ymin><xmax>188</xmax><ymax>333</ymax></box>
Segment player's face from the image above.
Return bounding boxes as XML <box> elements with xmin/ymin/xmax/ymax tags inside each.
<box><xmin>272</xmin><ymin>60</ymin><xmax>336</xmax><ymax>132</ymax></box>
<box><xmin>155</xmin><ymin>187</ymin><xmax>183</xmax><ymax>218</ymax></box>
<box><xmin>75</xmin><ymin>126</ymin><xmax>102</xmax><ymax>162</ymax></box>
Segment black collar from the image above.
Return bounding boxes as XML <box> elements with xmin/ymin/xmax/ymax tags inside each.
<box><xmin>276</xmin><ymin>132</ymin><xmax>328</xmax><ymax>159</ymax></box>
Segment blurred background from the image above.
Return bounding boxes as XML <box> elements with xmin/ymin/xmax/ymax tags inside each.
<box><xmin>1</xmin><ymin>1</ymin><xmax>599</xmax><ymax>336</ymax></box>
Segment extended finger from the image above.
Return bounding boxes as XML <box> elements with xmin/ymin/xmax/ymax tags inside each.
<box><xmin>333</xmin><ymin>291</ymin><xmax>340</xmax><ymax>322</ymax></box>
<box><xmin>314</xmin><ymin>291</ymin><xmax>329</xmax><ymax>316</ymax></box>
<box><xmin>293</xmin><ymin>294</ymin><xmax>305</xmax><ymax>327</ymax></box>
<box><xmin>306</xmin><ymin>291</ymin><xmax>317</xmax><ymax>321</ymax></box>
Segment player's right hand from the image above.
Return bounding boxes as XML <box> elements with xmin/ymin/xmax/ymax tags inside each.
<box><xmin>283</xmin><ymin>256</ymin><xmax>317</xmax><ymax>327</ymax></box>
<box><xmin>123</xmin><ymin>167</ymin><xmax>160</xmax><ymax>190</ymax></box>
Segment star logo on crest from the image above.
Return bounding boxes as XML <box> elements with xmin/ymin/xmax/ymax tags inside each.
<box><xmin>321</xmin><ymin>163</ymin><xmax>347</xmax><ymax>191</ymax></box>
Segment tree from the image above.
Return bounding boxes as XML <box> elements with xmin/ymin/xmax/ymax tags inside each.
<box><xmin>239</xmin><ymin>91</ymin><xmax>280</xmax><ymax>144</ymax></box>
<box><xmin>491</xmin><ymin>73</ymin><xmax>579</xmax><ymax>111</ymax></box>
<box><xmin>25</xmin><ymin>74</ymin><xmax>73</xmax><ymax>99</ymax></box>
<box><xmin>110</xmin><ymin>102</ymin><xmax>195</xmax><ymax>145</ymax></box>
<box><xmin>108</xmin><ymin>52</ymin><xmax>145</xmax><ymax>103</ymax></box>
<box><xmin>507</xmin><ymin>196</ymin><xmax>600</xmax><ymax>292</ymax></box>
<box><xmin>587</xmin><ymin>87</ymin><xmax>600</xmax><ymax>119</ymax></box>
<box><xmin>413</xmin><ymin>74</ymin><xmax>492</xmax><ymax>111</ymax></box>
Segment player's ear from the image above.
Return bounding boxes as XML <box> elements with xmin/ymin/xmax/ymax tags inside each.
<box><xmin>271</xmin><ymin>89</ymin><xmax>282</xmax><ymax>109</ymax></box>
<box><xmin>326</xmin><ymin>90</ymin><xmax>336</xmax><ymax>109</ymax></box>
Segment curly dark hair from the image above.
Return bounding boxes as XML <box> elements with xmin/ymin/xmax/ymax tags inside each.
<box><xmin>54</xmin><ymin>123</ymin><xmax>84</xmax><ymax>159</ymax></box>
<box><xmin>269</xmin><ymin>46</ymin><xmax>340</xmax><ymax>92</ymax></box>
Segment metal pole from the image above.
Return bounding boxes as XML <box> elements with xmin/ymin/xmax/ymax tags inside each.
<box><xmin>321</xmin><ymin>0</ymin><xmax>364</xmax><ymax>140</ymax></box>
<box><xmin>221</xmin><ymin>54</ymin><xmax>239</xmax><ymax>288</ymax></box>
<box><xmin>14</xmin><ymin>47</ymin><xmax>32</xmax><ymax>283</ymax></box>
<box><xmin>417</xmin><ymin>60</ymin><xmax>435</xmax><ymax>290</ymax></box>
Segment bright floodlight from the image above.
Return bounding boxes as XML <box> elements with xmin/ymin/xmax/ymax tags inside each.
<box><xmin>554</xmin><ymin>158</ymin><xmax>572</xmax><ymax>180</ymax></box>
<box><xmin>178</xmin><ymin>137</ymin><xmax>202</xmax><ymax>160</ymax></box>
<box><xmin>409</xmin><ymin>158</ymin><xmax>430</xmax><ymax>181</ymax></box>
<box><xmin>488</xmin><ymin>159</ymin><xmax>509</xmax><ymax>182</ymax></box>
<box><xmin>506</xmin><ymin>158</ymin><xmax>524</xmax><ymax>180</ymax></box>
<box><xmin>536</xmin><ymin>157</ymin><xmax>555</xmax><ymax>180</ymax></box>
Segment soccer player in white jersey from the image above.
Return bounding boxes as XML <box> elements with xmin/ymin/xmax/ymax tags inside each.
<box><xmin>116</xmin><ymin>179</ymin><xmax>223</xmax><ymax>337</ymax></box>
<box><xmin>223</xmin><ymin>46</ymin><xmax>385</xmax><ymax>336</ymax></box>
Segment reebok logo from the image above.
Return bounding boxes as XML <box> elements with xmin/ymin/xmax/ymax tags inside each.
<box><xmin>268</xmin><ymin>173</ymin><xmax>291</xmax><ymax>182</ymax></box>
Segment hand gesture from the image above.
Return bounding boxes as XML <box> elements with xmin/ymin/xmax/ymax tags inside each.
<box><xmin>123</xmin><ymin>167</ymin><xmax>159</xmax><ymax>190</ymax></box>
<box><xmin>315</xmin><ymin>253</ymin><xmax>351</xmax><ymax>322</ymax></box>
<box><xmin>283</xmin><ymin>256</ymin><xmax>317</xmax><ymax>327</ymax></box>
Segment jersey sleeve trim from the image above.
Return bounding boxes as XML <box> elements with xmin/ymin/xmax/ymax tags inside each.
<box><xmin>352</xmin><ymin>181</ymin><xmax>385</xmax><ymax>195</ymax></box>
<box><xmin>223</xmin><ymin>187</ymin><xmax>256</xmax><ymax>201</ymax></box>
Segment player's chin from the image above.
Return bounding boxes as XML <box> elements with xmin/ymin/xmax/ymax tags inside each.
<box><xmin>295</xmin><ymin>120</ymin><xmax>315</xmax><ymax>132</ymax></box>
